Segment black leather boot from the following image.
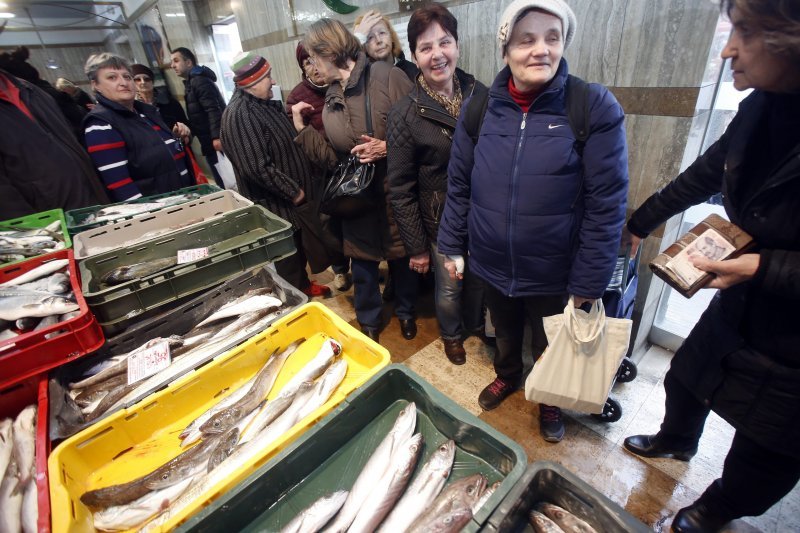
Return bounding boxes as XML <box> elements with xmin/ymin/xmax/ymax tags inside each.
<box><xmin>624</xmin><ymin>434</ymin><xmax>697</xmax><ymax>461</ymax></box>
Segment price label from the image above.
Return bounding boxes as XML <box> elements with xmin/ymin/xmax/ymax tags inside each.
<box><xmin>177</xmin><ymin>247</ymin><xmax>209</xmax><ymax>264</ymax></box>
<box><xmin>127</xmin><ymin>339</ymin><xmax>171</xmax><ymax>384</ymax></box>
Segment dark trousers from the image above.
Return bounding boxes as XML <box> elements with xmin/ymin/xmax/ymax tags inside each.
<box><xmin>205</xmin><ymin>155</ymin><xmax>225</xmax><ymax>189</ymax></box>
<box><xmin>482</xmin><ymin>279</ymin><xmax>565</xmax><ymax>384</ymax></box>
<box><xmin>659</xmin><ymin>370</ymin><xmax>800</xmax><ymax>520</ymax></box>
<box><xmin>274</xmin><ymin>230</ymin><xmax>309</xmax><ymax>291</ymax></box>
<box><xmin>351</xmin><ymin>257</ymin><xmax>418</xmax><ymax>330</ymax></box>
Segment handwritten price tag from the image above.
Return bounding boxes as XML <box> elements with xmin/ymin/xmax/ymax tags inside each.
<box><xmin>127</xmin><ymin>340</ymin><xmax>172</xmax><ymax>384</ymax></box>
<box><xmin>177</xmin><ymin>247</ymin><xmax>209</xmax><ymax>264</ymax></box>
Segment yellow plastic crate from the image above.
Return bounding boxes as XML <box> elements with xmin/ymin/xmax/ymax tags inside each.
<box><xmin>48</xmin><ymin>302</ymin><xmax>389</xmax><ymax>532</ymax></box>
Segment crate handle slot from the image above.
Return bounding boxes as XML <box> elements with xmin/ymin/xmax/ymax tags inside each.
<box><xmin>76</xmin><ymin>425</ymin><xmax>115</xmax><ymax>449</ymax></box>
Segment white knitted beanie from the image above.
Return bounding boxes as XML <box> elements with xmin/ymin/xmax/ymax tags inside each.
<box><xmin>497</xmin><ymin>0</ymin><xmax>577</xmax><ymax>49</ymax></box>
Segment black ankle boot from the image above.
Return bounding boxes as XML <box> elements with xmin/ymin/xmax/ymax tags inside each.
<box><xmin>672</xmin><ymin>502</ymin><xmax>731</xmax><ymax>533</ymax></box>
<box><xmin>624</xmin><ymin>434</ymin><xmax>697</xmax><ymax>461</ymax></box>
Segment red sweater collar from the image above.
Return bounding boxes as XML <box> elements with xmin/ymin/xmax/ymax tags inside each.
<box><xmin>507</xmin><ymin>77</ymin><xmax>541</xmax><ymax>113</ymax></box>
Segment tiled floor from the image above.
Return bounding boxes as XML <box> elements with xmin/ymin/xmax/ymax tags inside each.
<box><xmin>310</xmin><ymin>266</ymin><xmax>800</xmax><ymax>532</ymax></box>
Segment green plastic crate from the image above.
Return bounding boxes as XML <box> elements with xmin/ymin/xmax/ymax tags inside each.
<box><xmin>178</xmin><ymin>365</ymin><xmax>528</xmax><ymax>533</ymax></box>
<box><xmin>65</xmin><ymin>184</ymin><xmax>222</xmax><ymax>235</ymax></box>
<box><xmin>0</xmin><ymin>209</ymin><xmax>71</xmax><ymax>266</ymax></box>
<box><xmin>78</xmin><ymin>205</ymin><xmax>295</xmax><ymax>333</ymax></box>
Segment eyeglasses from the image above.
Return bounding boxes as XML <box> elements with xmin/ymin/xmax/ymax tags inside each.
<box><xmin>133</xmin><ymin>75</ymin><xmax>152</xmax><ymax>83</ymax></box>
<box><xmin>307</xmin><ymin>54</ymin><xmax>317</xmax><ymax>66</ymax></box>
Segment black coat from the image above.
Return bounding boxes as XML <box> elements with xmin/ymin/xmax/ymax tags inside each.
<box><xmin>628</xmin><ymin>91</ymin><xmax>800</xmax><ymax>457</ymax></box>
<box><xmin>153</xmin><ymin>87</ymin><xmax>188</xmax><ymax>131</ymax></box>
<box><xmin>0</xmin><ymin>71</ymin><xmax>107</xmax><ymax>217</ymax></box>
<box><xmin>184</xmin><ymin>66</ymin><xmax>226</xmax><ymax>160</ymax></box>
<box><xmin>387</xmin><ymin>69</ymin><xmax>485</xmax><ymax>255</ymax></box>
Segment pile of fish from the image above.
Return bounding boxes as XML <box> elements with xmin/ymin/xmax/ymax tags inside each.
<box><xmin>98</xmin><ymin>243</ymin><xmax>221</xmax><ymax>288</ymax></box>
<box><xmin>81</xmin><ymin>193</ymin><xmax>202</xmax><ymax>226</ymax></box>
<box><xmin>1</xmin><ymin>405</ymin><xmax>38</xmax><ymax>533</ymax></box>
<box><xmin>80</xmin><ymin>335</ymin><xmax>349</xmax><ymax>531</ymax></box>
<box><xmin>62</xmin><ymin>288</ymin><xmax>288</xmax><ymax>427</ymax></box>
<box><xmin>282</xmin><ymin>403</ymin><xmax>499</xmax><ymax>533</ymax></box>
<box><xmin>0</xmin><ymin>258</ymin><xmax>79</xmax><ymax>346</ymax></box>
<box><xmin>528</xmin><ymin>502</ymin><xmax>599</xmax><ymax>533</ymax></box>
<box><xmin>0</xmin><ymin>220</ymin><xmax>66</xmax><ymax>264</ymax></box>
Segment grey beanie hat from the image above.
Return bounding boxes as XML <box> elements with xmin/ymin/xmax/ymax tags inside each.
<box><xmin>497</xmin><ymin>0</ymin><xmax>577</xmax><ymax>49</ymax></box>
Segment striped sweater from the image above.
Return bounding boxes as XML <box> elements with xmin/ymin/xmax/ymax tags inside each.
<box><xmin>220</xmin><ymin>89</ymin><xmax>314</xmax><ymax>228</ymax></box>
<box><xmin>84</xmin><ymin>94</ymin><xmax>192</xmax><ymax>202</ymax></box>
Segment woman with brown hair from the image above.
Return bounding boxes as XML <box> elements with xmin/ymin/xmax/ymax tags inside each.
<box><xmin>387</xmin><ymin>3</ymin><xmax>488</xmax><ymax>365</ymax></box>
<box><xmin>623</xmin><ymin>1</ymin><xmax>800</xmax><ymax>530</ymax></box>
<box><xmin>292</xmin><ymin>18</ymin><xmax>416</xmax><ymax>343</ymax></box>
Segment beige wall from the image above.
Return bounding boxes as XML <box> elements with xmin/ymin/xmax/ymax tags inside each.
<box><xmin>151</xmin><ymin>0</ymin><xmax>721</xmax><ymax>356</ymax></box>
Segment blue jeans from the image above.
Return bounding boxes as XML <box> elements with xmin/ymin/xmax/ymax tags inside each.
<box><xmin>431</xmin><ymin>245</ymin><xmax>484</xmax><ymax>340</ymax></box>
<box><xmin>351</xmin><ymin>257</ymin><xmax>418</xmax><ymax>330</ymax></box>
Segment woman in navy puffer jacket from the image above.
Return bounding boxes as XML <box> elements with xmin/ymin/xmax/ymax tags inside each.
<box><xmin>437</xmin><ymin>0</ymin><xmax>629</xmax><ymax>442</ymax></box>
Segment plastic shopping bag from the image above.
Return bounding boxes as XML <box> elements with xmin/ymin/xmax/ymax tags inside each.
<box><xmin>214</xmin><ymin>152</ymin><xmax>239</xmax><ymax>192</ymax></box>
<box><xmin>524</xmin><ymin>297</ymin><xmax>632</xmax><ymax>414</ymax></box>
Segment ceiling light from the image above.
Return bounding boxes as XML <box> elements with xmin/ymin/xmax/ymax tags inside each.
<box><xmin>0</xmin><ymin>12</ymin><xmax>15</xmax><ymax>18</ymax></box>
<box><xmin>164</xmin><ymin>13</ymin><xmax>185</xmax><ymax>17</ymax></box>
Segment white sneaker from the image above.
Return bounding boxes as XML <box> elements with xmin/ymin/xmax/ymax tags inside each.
<box><xmin>333</xmin><ymin>273</ymin><xmax>352</xmax><ymax>291</ymax></box>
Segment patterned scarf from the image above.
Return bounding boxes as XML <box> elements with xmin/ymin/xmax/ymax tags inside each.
<box><xmin>418</xmin><ymin>73</ymin><xmax>462</xmax><ymax>118</ymax></box>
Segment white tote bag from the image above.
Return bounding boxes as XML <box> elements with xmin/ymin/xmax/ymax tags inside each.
<box><xmin>214</xmin><ymin>152</ymin><xmax>239</xmax><ymax>192</ymax></box>
<box><xmin>524</xmin><ymin>297</ymin><xmax>632</xmax><ymax>414</ymax></box>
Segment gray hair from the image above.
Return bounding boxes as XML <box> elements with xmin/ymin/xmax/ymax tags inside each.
<box><xmin>84</xmin><ymin>53</ymin><xmax>131</xmax><ymax>82</ymax></box>
<box><xmin>55</xmin><ymin>77</ymin><xmax>77</xmax><ymax>91</ymax></box>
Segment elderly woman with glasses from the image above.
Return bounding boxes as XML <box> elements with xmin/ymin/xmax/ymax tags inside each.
<box><xmin>623</xmin><ymin>0</ymin><xmax>800</xmax><ymax>530</ymax></box>
<box><xmin>292</xmin><ymin>18</ymin><xmax>416</xmax><ymax>343</ymax></box>
<box><xmin>130</xmin><ymin>63</ymin><xmax>189</xmax><ymax>132</ymax></box>
<box><xmin>83</xmin><ymin>53</ymin><xmax>193</xmax><ymax>201</ymax></box>
<box><xmin>387</xmin><ymin>3</ymin><xmax>488</xmax><ymax>365</ymax></box>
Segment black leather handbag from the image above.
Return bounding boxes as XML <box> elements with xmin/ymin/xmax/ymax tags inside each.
<box><xmin>319</xmin><ymin>64</ymin><xmax>377</xmax><ymax>219</ymax></box>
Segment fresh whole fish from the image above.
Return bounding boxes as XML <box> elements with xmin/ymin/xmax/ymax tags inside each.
<box><xmin>46</xmin><ymin>272</ymin><xmax>71</xmax><ymax>294</ymax></box>
<box><xmin>0</xmin><ymin>457</ymin><xmax>22</xmax><ymax>533</ymax></box>
<box><xmin>348</xmin><ymin>432</ymin><xmax>425</xmax><ymax>533</ymax></box>
<box><xmin>179</xmin><ymin>375</ymin><xmax>256</xmax><ymax>446</ymax></box>
<box><xmin>408</xmin><ymin>473</ymin><xmax>488</xmax><ymax>533</ymax></box>
<box><xmin>100</xmin><ymin>257</ymin><xmax>179</xmax><ymax>286</ymax></box>
<box><xmin>281</xmin><ymin>338</ymin><xmax>342</xmax><ymax>399</ymax></box>
<box><xmin>239</xmin><ymin>380</ymin><xmax>316</xmax><ymax>449</ymax></box>
<box><xmin>529</xmin><ymin>510</ymin><xmax>566</xmax><ymax>533</ymax></box>
<box><xmin>280</xmin><ymin>490</ymin><xmax>349</xmax><ymax>533</ymax></box>
<box><xmin>206</xmin><ymin>428</ymin><xmax>240</xmax><ymax>473</ymax></box>
<box><xmin>0</xmin><ymin>329</ymin><xmax>18</xmax><ymax>343</ymax></box>
<box><xmin>83</xmin><ymin>382</ymin><xmax>138</xmax><ymax>422</ymax></box>
<box><xmin>88</xmin><ymin>202</ymin><xmax>168</xmax><ymax>223</ymax></box>
<box><xmin>0</xmin><ymin>288</ymin><xmax>78</xmax><ymax>321</ymax></box>
<box><xmin>81</xmin><ymin>429</ymin><xmax>234</xmax><ymax>509</ymax></box>
<box><xmin>0</xmin><ymin>418</ymin><xmax>12</xmax><ymax>480</ymax></box>
<box><xmin>195</xmin><ymin>294</ymin><xmax>283</xmax><ymax>328</ymax></box>
<box><xmin>13</xmin><ymin>405</ymin><xmax>37</xmax><ymax>486</ymax></box>
<box><xmin>22</xmin><ymin>478</ymin><xmax>38</xmax><ymax>533</ymax></box>
<box><xmin>33</xmin><ymin>314</ymin><xmax>60</xmax><ymax>332</ymax></box>
<box><xmin>293</xmin><ymin>358</ymin><xmax>348</xmax><ymax>423</ymax></box>
<box><xmin>537</xmin><ymin>502</ymin><xmax>598</xmax><ymax>533</ymax></box>
<box><xmin>237</xmin><ymin>386</ymin><xmax>303</xmax><ymax>445</ymax></box>
<box><xmin>379</xmin><ymin>439</ymin><xmax>456</xmax><ymax>532</ymax></box>
<box><xmin>0</xmin><ymin>259</ymin><xmax>69</xmax><ymax>286</ymax></box>
<box><xmin>473</xmin><ymin>480</ymin><xmax>501</xmax><ymax>515</ymax></box>
<box><xmin>15</xmin><ymin>316</ymin><xmax>40</xmax><ymax>331</ymax></box>
<box><xmin>323</xmin><ymin>402</ymin><xmax>418</xmax><ymax>533</ymax></box>
<box><xmin>74</xmin><ymin>373</ymin><xmax>128</xmax><ymax>409</ymax></box>
<box><xmin>92</xmin><ymin>476</ymin><xmax>194</xmax><ymax>532</ymax></box>
<box><xmin>199</xmin><ymin>342</ymin><xmax>297</xmax><ymax>437</ymax></box>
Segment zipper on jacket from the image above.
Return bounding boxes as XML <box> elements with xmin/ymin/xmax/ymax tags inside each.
<box><xmin>507</xmin><ymin>111</ymin><xmax>527</xmax><ymax>296</ymax></box>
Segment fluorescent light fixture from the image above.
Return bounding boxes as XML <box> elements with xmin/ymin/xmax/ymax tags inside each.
<box><xmin>0</xmin><ymin>12</ymin><xmax>15</xmax><ymax>18</ymax></box>
<box><xmin>46</xmin><ymin>59</ymin><xmax>60</xmax><ymax>70</ymax></box>
<box><xmin>0</xmin><ymin>2</ymin><xmax>8</xmax><ymax>8</ymax></box>
<box><xmin>164</xmin><ymin>13</ymin><xmax>185</xmax><ymax>17</ymax></box>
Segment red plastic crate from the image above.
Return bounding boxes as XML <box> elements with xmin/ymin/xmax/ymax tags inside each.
<box><xmin>0</xmin><ymin>374</ymin><xmax>51</xmax><ymax>532</ymax></box>
<box><xmin>0</xmin><ymin>250</ymin><xmax>104</xmax><ymax>390</ymax></box>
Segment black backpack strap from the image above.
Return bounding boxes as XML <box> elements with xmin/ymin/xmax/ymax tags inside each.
<box><xmin>565</xmin><ymin>74</ymin><xmax>590</xmax><ymax>157</ymax></box>
<box><xmin>463</xmin><ymin>88</ymin><xmax>489</xmax><ymax>147</ymax></box>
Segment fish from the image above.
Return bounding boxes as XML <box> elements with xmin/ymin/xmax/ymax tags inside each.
<box><xmin>15</xmin><ymin>316</ymin><xmax>40</xmax><ymax>331</ymax></box>
<box><xmin>0</xmin><ymin>329</ymin><xmax>18</xmax><ymax>343</ymax></box>
<box><xmin>280</xmin><ymin>490</ymin><xmax>349</xmax><ymax>533</ymax></box>
<box><xmin>0</xmin><ymin>259</ymin><xmax>69</xmax><ymax>286</ymax></box>
<box><xmin>529</xmin><ymin>510</ymin><xmax>567</xmax><ymax>533</ymax></box>
<box><xmin>348</xmin><ymin>432</ymin><xmax>425</xmax><ymax>533</ymax></box>
<box><xmin>239</xmin><ymin>381</ymin><xmax>316</xmax><ymax>449</ymax></box>
<box><xmin>379</xmin><ymin>439</ymin><xmax>456</xmax><ymax>532</ymax></box>
<box><xmin>323</xmin><ymin>402</ymin><xmax>417</xmax><ymax>533</ymax></box>
<box><xmin>237</xmin><ymin>386</ymin><xmax>303</xmax><ymax>445</ymax></box>
<box><xmin>33</xmin><ymin>314</ymin><xmax>60</xmax><ymax>332</ymax></box>
<box><xmin>537</xmin><ymin>502</ymin><xmax>598</xmax><ymax>533</ymax></box>
<box><xmin>73</xmin><ymin>373</ymin><xmax>128</xmax><ymax>409</ymax></box>
<box><xmin>281</xmin><ymin>338</ymin><xmax>342</xmax><ymax>398</ymax></box>
<box><xmin>179</xmin><ymin>375</ymin><xmax>257</xmax><ymax>446</ymax></box>
<box><xmin>81</xmin><ymin>430</ymin><xmax>233</xmax><ymax>509</ymax></box>
<box><xmin>195</xmin><ymin>294</ymin><xmax>283</xmax><ymax>328</ymax></box>
<box><xmin>12</xmin><ymin>405</ymin><xmax>36</xmax><ymax>486</ymax></box>
<box><xmin>408</xmin><ymin>474</ymin><xmax>488</xmax><ymax>533</ymax></box>
<box><xmin>206</xmin><ymin>428</ymin><xmax>240</xmax><ymax>473</ymax></box>
<box><xmin>0</xmin><ymin>288</ymin><xmax>79</xmax><ymax>321</ymax></box>
<box><xmin>89</xmin><ymin>202</ymin><xmax>169</xmax><ymax>224</ymax></box>
<box><xmin>293</xmin><ymin>358</ymin><xmax>348</xmax><ymax>423</ymax></box>
<box><xmin>199</xmin><ymin>342</ymin><xmax>297</xmax><ymax>437</ymax></box>
<box><xmin>83</xmin><ymin>382</ymin><xmax>139</xmax><ymax>422</ymax></box>
<box><xmin>46</xmin><ymin>272</ymin><xmax>71</xmax><ymax>294</ymax></box>
<box><xmin>100</xmin><ymin>257</ymin><xmax>179</xmax><ymax>286</ymax></box>
<box><xmin>0</xmin><ymin>418</ymin><xmax>13</xmax><ymax>480</ymax></box>
<box><xmin>92</xmin><ymin>476</ymin><xmax>194</xmax><ymax>532</ymax></box>
<box><xmin>22</xmin><ymin>478</ymin><xmax>38</xmax><ymax>533</ymax></box>
<box><xmin>473</xmin><ymin>480</ymin><xmax>501</xmax><ymax>515</ymax></box>
<box><xmin>0</xmin><ymin>457</ymin><xmax>22</xmax><ymax>533</ymax></box>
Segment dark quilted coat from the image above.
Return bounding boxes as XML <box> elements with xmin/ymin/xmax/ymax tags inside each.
<box><xmin>184</xmin><ymin>66</ymin><xmax>226</xmax><ymax>161</ymax></box>
<box><xmin>628</xmin><ymin>91</ymin><xmax>800</xmax><ymax>457</ymax></box>
<box><xmin>387</xmin><ymin>69</ymin><xmax>486</xmax><ymax>255</ymax></box>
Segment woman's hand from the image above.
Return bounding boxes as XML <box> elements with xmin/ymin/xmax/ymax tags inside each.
<box><xmin>291</xmin><ymin>102</ymin><xmax>313</xmax><ymax>133</ymax></box>
<box><xmin>172</xmin><ymin>122</ymin><xmax>191</xmax><ymax>145</ymax></box>
<box><xmin>212</xmin><ymin>138</ymin><xmax>223</xmax><ymax>153</ymax></box>
<box><xmin>691</xmin><ymin>253</ymin><xmax>760</xmax><ymax>290</ymax></box>
<box><xmin>354</xmin><ymin>10</ymin><xmax>382</xmax><ymax>37</ymax></box>
<box><xmin>408</xmin><ymin>252</ymin><xmax>430</xmax><ymax>274</ymax></box>
<box><xmin>292</xmin><ymin>188</ymin><xmax>306</xmax><ymax>206</ymax></box>
<box><xmin>620</xmin><ymin>226</ymin><xmax>642</xmax><ymax>258</ymax></box>
<box><xmin>351</xmin><ymin>135</ymin><xmax>386</xmax><ymax>163</ymax></box>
